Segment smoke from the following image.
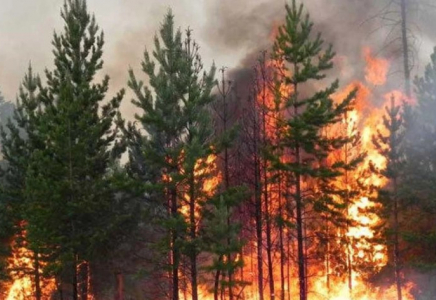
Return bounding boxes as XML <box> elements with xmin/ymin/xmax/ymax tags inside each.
<box><xmin>200</xmin><ymin>0</ymin><xmax>436</xmax><ymax>102</ymax></box>
<box><xmin>0</xmin><ymin>0</ymin><xmax>435</xmax><ymax>117</ymax></box>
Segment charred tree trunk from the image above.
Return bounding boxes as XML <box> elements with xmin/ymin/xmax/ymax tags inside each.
<box><xmin>79</xmin><ymin>261</ymin><xmax>89</xmax><ymax>300</ymax></box>
<box><xmin>393</xmin><ymin>177</ymin><xmax>402</xmax><ymax>300</ymax></box>
<box><xmin>278</xmin><ymin>174</ymin><xmax>286</xmax><ymax>300</ymax></box>
<box><xmin>264</xmin><ymin>173</ymin><xmax>275</xmax><ymax>300</ymax></box>
<box><xmin>261</xmin><ymin>86</ymin><xmax>275</xmax><ymax>300</ymax></box>
<box><xmin>293</xmin><ymin>76</ymin><xmax>306</xmax><ymax>300</ymax></box>
<box><xmin>171</xmin><ymin>187</ymin><xmax>180</xmax><ymax>300</ymax></box>
<box><xmin>57</xmin><ymin>277</ymin><xmax>64</xmax><ymax>300</ymax></box>
<box><xmin>344</xmin><ymin>123</ymin><xmax>353</xmax><ymax>298</ymax></box>
<box><xmin>325</xmin><ymin>218</ymin><xmax>330</xmax><ymax>294</ymax></box>
<box><xmin>189</xmin><ymin>172</ymin><xmax>199</xmax><ymax>300</ymax></box>
<box><xmin>254</xmin><ymin>110</ymin><xmax>265</xmax><ymax>300</ymax></box>
<box><xmin>215</xmin><ymin>68</ymin><xmax>237</xmax><ymax>299</ymax></box>
<box><xmin>73</xmin><ymin>254</ymin><xmax>78</xmax><ymax>300</ymax></box>
<box><xmin>213</xmin><ymin>257</ymin><xmax>222</xmax><ymax>300</ymax></box>
<box><xmin>295</xmin><ymin>165</ymin><xmax>306</xmax><ymax>300</ymax></box>
<box><xmin>114</xmin><ymin>272</ymin><xmax>124</xmax><ymax>300</ymax></box>
<box><xmin>34</xmin><ymin>251</ymin><xmax>42</xmax><ymax>300</ymax></box>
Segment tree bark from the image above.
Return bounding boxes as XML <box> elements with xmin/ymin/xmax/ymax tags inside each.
<box><xmin>393</xmin><ymin>177</ymin><xmax>403</xmax><ymax>300</ymax></box>
<box><xmin>73</xmin><ymin>254</ymin><xmax>78</xmax><ymax>300</ymax></box>
<box><xmin>79</xmin><ymin>261</ymin><xmax>89</xmax><ymax>300</ymax></box>
<box><xmin>115</xmin><ymin>272</ymin><xmax>124</xmax><ymax>300</ymax></box>
<box><xmin>400</xmin><ymin>0</ymin><xmax>411</xmax><ymax>98</ymax></box>
<box><xmin>254</xmin><ymin>110</ymin><xmax>265</xmax><ymax>300</ymax></box>
<box><xmin>34</xmin><ymin>251</ymin><xmax>42</xmax><ymax>300</ymax></box>
<box><xmin>293</xmin><ymin>73</ymin><xmax>306</xmax><ymax>300</ymax></box>
<box><xmin>171</xmin><ymin>187</ymin><xmax>180</xmax><ymax>300</ymax></box>
<box><xmin>189</xmin><ymin>172</ymin><xmax>198</xmax><ymax>300</ymax></box>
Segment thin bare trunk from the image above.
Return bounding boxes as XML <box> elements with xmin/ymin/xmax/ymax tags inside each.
<box><xmin>171</xmin><ymin>187</ymin><xmax>180</xmax><ymax>300</ymax></box>
<box><xmin>189</xmin><ymin>172</ymin><xmax>198</xmax><ymax>300</ymax></box>
<box><xmin>79</xmin><ymin>261</ymin><xmax>89</xmax><ymax>300</ymax></box>
<box><xmin>278</xmin><ymin>175</ymin><xmax>286</xmax><ymax>300</ymax></box>
<box><xmin>254</xmin><ymin>111</ymin><xmax>265</xmax><ymax>300</ymax></box>
<box><xmin>393</xmin><ymin>177</ymin><xmax>402</xmax><ymax>300</ymax></box>
<box><xmin>292</xmin><ymin>67</ymin><xmax>306</xmax><ymax>300</ymax></box>
<box><xmin>73</xmin><ymin>254</ymin><xmax>78</xmax><ymax>300</ymax></box>
<box><xmin>115</xmin><ymin>272</ymin><xmax>124</xmax><ymax>300</ymax></box>
<box><xmin>34</xmin><ymin>251</ymin><xmax>41</xmax><ymax>300</ymax></box>
<box><xmin>213</xmin><ymin>258</ymin><xmax>222</xmax><ymax>300</ymax></box>
<box><xmin>400</xmin><ymin>0</ymin><xmax>411</xmax><ymax>97</ymax></box>
<box><xmin>325</xmin><ymin>220</ymin><xmax>330</xmax><ymax>294</ymax></box>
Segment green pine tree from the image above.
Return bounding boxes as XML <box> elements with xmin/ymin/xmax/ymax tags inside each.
<box><xmin>0</xmin><ymin>67</ymin><xmax>47</xmax><ymax>299</ymax></box>
<box><xmin>201</xmin><ymin>192</ymin><xmax>247</xmax><ymax>300</ymax></box>
<box><xmin>123</xmin><ymin>11</ymin><xmax>217</xmax><ymax>300</ymax></box>
<box><xmin>372</xmin><ymin>96</ymin><xmax>405</xmax><ymax>300</ymax></box>
<box><xmin>271</xmin><ymin>1</ymin><xmax>356</xmax><ymax>299</ymax></box>
<box><xmin>401</xmin><ymin>47</ymin><xmax>436</xmax><ymax>272</ymax></box>
<box><xmin>21</xmin><ymin>1</ymin><xmax>127</xmax><ymax>298</ymax></box>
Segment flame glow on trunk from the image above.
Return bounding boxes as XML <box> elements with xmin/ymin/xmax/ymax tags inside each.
<box><xmin>5</xmin><ymin>227</ymin><xmax>56</xmax><ymax>300</ymax></box>
<box><xmin>6</xmin><ymin>246</ymin><xmax>33</xmax><ymax>300</ymax></box>
<box><xmin>219</xmin><ymin>47</ymin><xmax>413</xmax><ymax>300</ymax></box>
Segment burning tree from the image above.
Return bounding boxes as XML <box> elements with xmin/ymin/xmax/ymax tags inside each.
<box><xmin>122</xmin><ymin>10</ymin><xmax>239</xmax><ymax>300</ymax></box>
<box><xmin>269</xmin><ymin>1</ymin><xmax>357</xmax><ymax>299</ymax></box>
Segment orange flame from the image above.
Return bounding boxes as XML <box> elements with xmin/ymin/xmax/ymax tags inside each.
<box><xmin>5</xmin><ymin>227</ymin><xmax>56</xmax><ymax>300</ymax></box>
<box><xmin>364</xmin><ymin>47</ymin><xmax>389</xmax><ymax>86</ymax></box>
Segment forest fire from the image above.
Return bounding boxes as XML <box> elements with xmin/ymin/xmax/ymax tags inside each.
<box><xmin>5</xmin><ymin>229</ymin><xmax>56</xmax><ymax>300</ymax></box>
<box><xmin>204</xmin><ymin>46</ymin><xmax>416</xmax><ymax>300</ymax></box>
<box><xmin>4</xmin><ymin>0</ymin><xmax>436</xmax><ymax>298</ymax></box>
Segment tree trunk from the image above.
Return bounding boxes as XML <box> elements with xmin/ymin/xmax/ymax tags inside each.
<box><xmin>278</xmin><ymin>175</ymin><xmax>286</xmax><ymax>300</ymax></box>
<box><xmin>254</xmin><ymin>124</ymin><xmax>265</xmax><ymax>300</ymax></box>
<box><xmin>325</xmin><ymin>219</ymin><xmax>330</xmax><ymax>294</ymax></box>
<box><xmin>57</xmin><ymin>277</ymin><xmax>64</xmax><ymax>300</ymax></box>
<box><xmin>259</xmin><ymin>52</ymin><xmax>275</xmax><ymax>300</ymax></box>
<box><xmin>73</xmin><ymin>254</ymin><xmax>78</xmax><ymax>300</ymax></box>
<box><xmin>393</xmin><ymin>178</ymin><xmax>402</xmax><ymax>300</ymax></box>
<box><xmin>189</xmin><ymin>172</ymin><xmax>198</xmax><ymax>300</ymax></box>
<box><xmin>295</xmin><ymin>170</ymin><xmax>306</xmax><ymax>300</ymax></box>
<box><xmin>400</xmin><ymin>0</ymin><xmax>411</xmax><ymax>98</ymax></box>
<box><xmin>34</xmin><ymin>251</ymin><xmax>42</xmax><ymax>300</ymax></box>
<box><xmin>79</xmin><ymin>261</ymin><xmax>89</xmax><ymax>300</ymax></box>
<box><xmin>171</xmin><ymin>187</ymin><xmax>180</xmax><ymax>300</ymax></box>
<box><xmin>115</xmin><ymin>272</ymin><xmax>124</xmax><ymax>300</ymax></box>
<box><xmin>214</xmin><ymin>257</ymin><xmax>222</xmax><ymax>300</ymax></box>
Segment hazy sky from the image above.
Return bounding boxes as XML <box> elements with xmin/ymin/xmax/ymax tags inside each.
<box><xmin>0</xmin><ymin>0</ymin><xmax>435</xmax><ymax>118</ymax></box>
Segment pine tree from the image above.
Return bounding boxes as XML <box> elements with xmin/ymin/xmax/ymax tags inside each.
<box><xmin>201</xmin><ymin>192</ymin><xmax>247</xmax><ymax>300</ymax></box>
<box><xmin>402</xmin><ymin>47</ymin><xmax>436</xmax><ymax>270</ymax></box>
<box><xmin>0</xmin><ymin>89</ymin><xmax>19</xmax><ymax>288</ymax></box>
<box><xmin>123</xmin><ymin>11</ymin><xmax>217</xmax><ymax>300</ymax></box>
<box><xmin>321</xmin><ymin>110</ymin><xmax>366</xmax><ymax>296</ymax></box>
<box><xmin>21</xmin><ymin>1</ymin><xmax>127</xmax><ymax>298</ymax></box>
<box><xmin>211</xmin><ymin>68</ymin><xmax>241</xmax><ymax>300</ymax></box>
<box><xmin>239</xmin><ymin>75</ymin><xmax>265</xmax><ymax>300</ymax></box>
<box><xmin>372</xmin><ymin>96</ymin><xmax>405</xmax><ymax>300</ymax></box>
<box><xmin>271</xmin><ymin>1</ymin><xmax>356</xmax><ymax>299</ymax></box>
<box><xmin>0</xmin><ymin>67</ymin><xmax>47</xmax><ymax>299</ymax></box>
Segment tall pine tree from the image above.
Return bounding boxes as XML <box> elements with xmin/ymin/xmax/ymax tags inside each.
<box><xmin>123</xmin><ymin>11</ymin><xmax>218</xmax><ymax>300</ymax></box>
<box><xmin>0</xmin><ymin>67</ymin><xmax>47</xmax><ymax>299</ymax></box>
<box><xmin>22</xmin><ymin>1</ymin><xmax>127</xmax><ymax>298</ymax></box>
<box><xmin>271</xmin><ymin>1</ymin><xmax>356</xmax><ymax>299</ymax></box>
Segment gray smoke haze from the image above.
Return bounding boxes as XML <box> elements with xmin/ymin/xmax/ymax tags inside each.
<box><xmin>0</xmin><ymin>0</ymin><xmax>435</xmax><ymax>119</ymax></box>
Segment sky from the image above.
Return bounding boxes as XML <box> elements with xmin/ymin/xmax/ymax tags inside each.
<box><xmin>0</xmin><ymin>0</ymin><xmax>435</xmax><ymax>119</ymax></box>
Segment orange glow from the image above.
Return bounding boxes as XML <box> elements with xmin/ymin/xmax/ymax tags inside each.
<box><xmin>363</xmin><ymin>47</ymin><xmax>389</xmax><ymax>86</ymax></box>
<box><xmin>4</xmin><ymin>44</ymin><xmax>417</xmax><ymax>299</ymax></box>
<box><xmin>211</xmin><ymin>46</ymin><xmax>415</xmax><ymax>300</ymax></box>
<box><xmin>5</xmin><ymin>227</ymin><xmax>56</xmax><ymax>300</ymax></box>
